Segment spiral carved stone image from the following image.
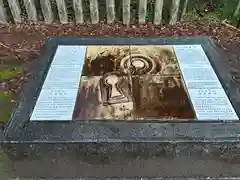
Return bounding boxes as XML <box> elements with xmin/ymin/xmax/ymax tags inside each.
<box><xmin>72</xmin><ymin>45</ymin><xmax>196</xmax><ymax>120</ymax></box>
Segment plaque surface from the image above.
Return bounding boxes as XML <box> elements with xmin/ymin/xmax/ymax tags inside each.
<box><xmin>3</xmin><ymin>36</ymin><xmax>240</xmax><ymax>144</ymax></box>
<box><xmin>29</xmin><ymin>44</ymin><xmax>238</xmax><ymax>121</ymax></box>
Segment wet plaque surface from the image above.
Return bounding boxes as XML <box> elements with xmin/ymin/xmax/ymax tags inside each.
<box><xmin>30</xmin><ymin>45</ymin><xmax>239</xmax><ymax>121</ymax></box>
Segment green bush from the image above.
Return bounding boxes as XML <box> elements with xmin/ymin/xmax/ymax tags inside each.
<box><xmin>187</xmin><ymin>0</ymin><xmax>239</xmax><ymax>20</ymax></box>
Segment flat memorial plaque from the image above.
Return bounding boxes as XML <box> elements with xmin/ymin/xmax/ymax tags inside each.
<box><xmin>5</xmin><ymin>37</ymin><xmax>240</xmax><ymax>179</ymax></box>
<box><xmin>29</xmin><ymin>44</ymin><xmax>238</xmax><ymax>121</ymax></box>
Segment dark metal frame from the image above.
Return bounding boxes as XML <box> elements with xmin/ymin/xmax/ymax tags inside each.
<box><xmin>3</xmin><ymin>36</ymin><xmax>240</xmax><ymax>142</ymax></box>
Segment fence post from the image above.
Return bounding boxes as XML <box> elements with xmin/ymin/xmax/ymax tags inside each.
<box><xmin>181</xmin><ymin>0</ymin><xmax>188</xmax><ymax>20</ymax></box>
<box><xmin>40</xmin><ymin>0</ymin><xmax>53</xmax><ymax>24</ymax></box>
<box><xmin>106</xmin><ymin>0</ymin><xmax>115</xmax><ymax>23</ymax></box>
<box><xmin>169</xmin><ymin>0</ymin><xmax>180</xmax><ymax>25</ymax></box>
<box><xmin>122</xmin><ymin>0</ymin><xmax>130</xmax><ymax>25</ymax></box>
<box><xmin>0</xmin><ymin>0</ymin><xmax>7</xmax><ymax>24</ymax></box>
<box><xmin>154</xmin><ymin>0</ymin><xmax>164</xmax><ymax>25</ymax></box>
<box><xmin>73</xmin><ymin>0</ymin><xmax>84</xmax><ymax>24</ymax></box>
<box><xmin>234</xmin><ymin>0</ymin><xmax>240</xmax><ymax>18</ymax></box>
<box><xmin>89</xmin><ymin>0</ymin><xmax>99</xmax><ymax>24</ymax></box>
<box><xmin>138</xmin><ymin>0</ymin><xmax>147</xmax><ymax>24</ymax></box>
<box><xmin>23</xmin><ymin>0</ymin><xmax>37</xmax><ymax>22</ymax></box>
<box><xmin>56</xmin><ymin>0</ymin><xmax>68</xmax><ymax>24</ymax></box>
<box><xmin>7</xmin><ymin>0</ymin><xmax>21</xmax><ymax>23</ymax></box>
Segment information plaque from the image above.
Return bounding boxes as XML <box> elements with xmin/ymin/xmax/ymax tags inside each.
<box><xmin>4</xmin><ymin>37</ymin><xmax>240</xmax><ymax>179</ymax></box>
<box><xmin>29</xmin><ymin>44</ymin><xmax>238</xmax><ymax>121</ymax></box>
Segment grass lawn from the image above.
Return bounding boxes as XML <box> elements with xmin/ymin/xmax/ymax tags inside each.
<box><xmin>0</xmin><ymin>61</ymin><xmax>23</xmax><ymax>123</ymax></box>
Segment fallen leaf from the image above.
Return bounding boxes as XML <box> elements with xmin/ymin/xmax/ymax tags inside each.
<box><xmin>10</xmin><ymin>99</ymin><xmax>16</xmax><ymax>103</ymax></box>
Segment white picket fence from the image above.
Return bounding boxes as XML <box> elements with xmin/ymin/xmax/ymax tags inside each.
<box><xmin>0</xmin><ymin>0</ymin><xmax>186</xmax><ymax>25</ymax></box>
<box><xmin>0</xmin><ymin>0</ymin><xmax>239</xmax><ymax>26</ymax></box>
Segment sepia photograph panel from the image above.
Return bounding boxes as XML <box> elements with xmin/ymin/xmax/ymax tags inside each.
<box><xmin>72</xmin><ymin>45</ymin><xmax>196</xmax><ymax>121</ymax></box>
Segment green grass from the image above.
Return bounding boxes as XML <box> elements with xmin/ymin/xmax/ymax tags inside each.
<box><xmin>187</xmin><ymin>0</ymin><xmax>239</xmax><ymax>21</ymax></box>
<box><xmin>0</xmin><ymin>66</ymin><xmax>22</xmax><ymax>81</ymax></box>
<box><xmin>0</xmin><ymin>59</ymin><xmax>20</xmax><ymax>178</ymax></box>
<box><xmin>0</xmin><ymin>61</ymin><xmax>23</xmax><ymax>123</ymax></box>
<box><xmin>0</xmin><ymin>92</ymin><xmax>17</xmax><ymax>122</ymax></box>
<box><xmin>0</xmin><ymin>69</ymin><xmax>21</xmax><ymax>81</ymax></box>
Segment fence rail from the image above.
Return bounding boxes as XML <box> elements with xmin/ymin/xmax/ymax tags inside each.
<box><xmin>0</xmin><ymin>0</ymin><xmax>239</xmax><ymax>25</ymax></box>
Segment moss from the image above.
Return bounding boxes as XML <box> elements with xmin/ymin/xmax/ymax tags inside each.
<box><xmin>0</xmin><ymin>60</ymin><xmax>23</xmax><ymax>123</ymax></box>
<box><xmin>0</xmin><ymin>66</ymin><xmax>22</xmax><ymax>81</ymax></box>
<box><xmin>0</xmin><ymin>92</ymin><xmax>17</xmax><ymax>122</ymax></box>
